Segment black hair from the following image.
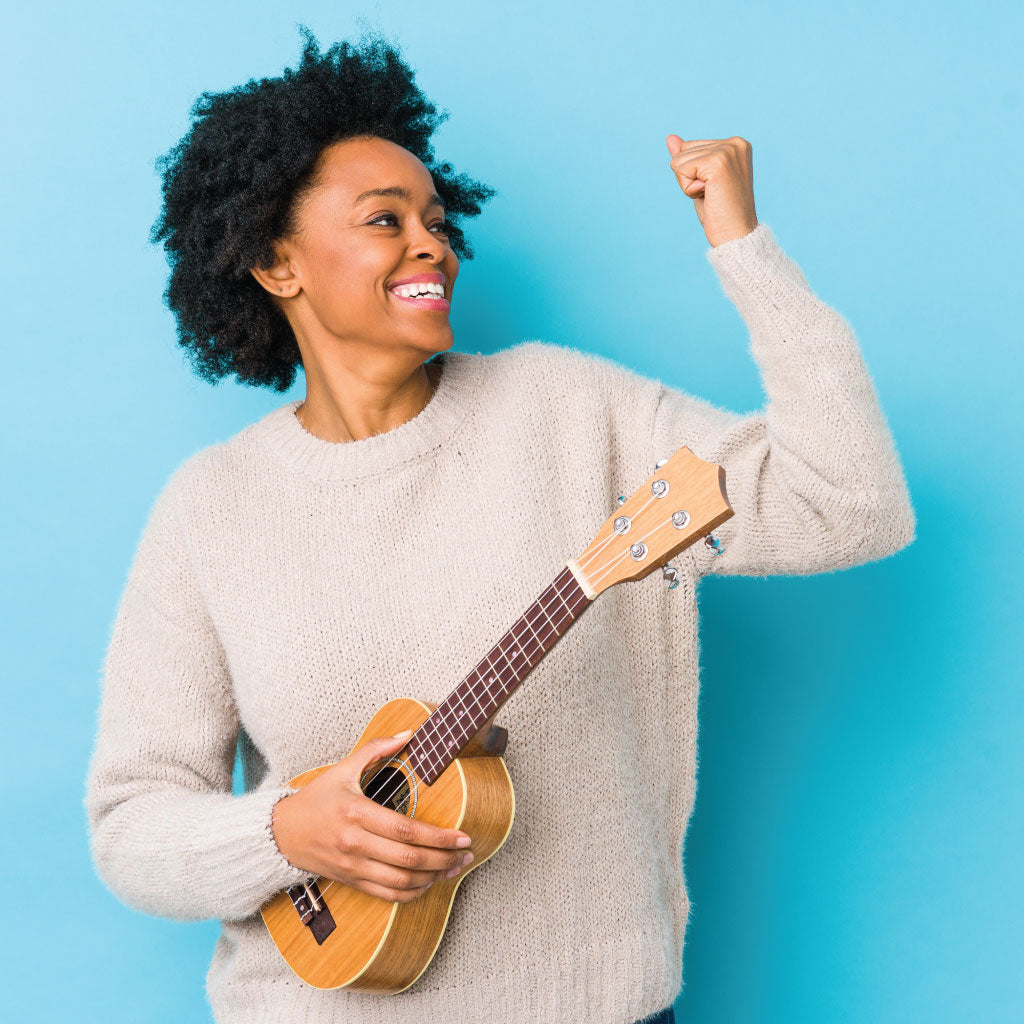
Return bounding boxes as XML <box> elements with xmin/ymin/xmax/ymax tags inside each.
<box><xmin>148</xmin><ymin>24</ymin><xmax>497</xmax><ymax>391</ymax></box>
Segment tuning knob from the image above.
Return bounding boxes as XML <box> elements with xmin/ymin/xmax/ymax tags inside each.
<box><xmin>662</xmin><ymin>564</ymin><xmax>680</xmax><ymax>589</ymax></box>
<box><xmin>704</xmin><ymin>533</ymin><xmax>725</xmax><ymax>556</ymax></box>
<box><xmin>616</xmin><ymin>494</ymin><xmax>627</xmax><ymax>505</ymax></box>
<box><xmin>654</xmin><ymin>458</ymin><xmax>668</xmax><ymax>471</ymax></box>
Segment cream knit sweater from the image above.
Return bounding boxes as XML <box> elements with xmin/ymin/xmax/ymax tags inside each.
<box><xmin>85</xmin><ymin>223</ymin><xmax>915</xmax><ymax>1024</ymax></box>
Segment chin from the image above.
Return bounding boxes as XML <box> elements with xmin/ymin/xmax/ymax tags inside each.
<box><xmin>417</xmin><ymin>333</ymin><xmax>454</xmax><ymax>358</ymax></box>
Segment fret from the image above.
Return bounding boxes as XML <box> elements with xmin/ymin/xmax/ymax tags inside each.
<box><xmin>534</xmin><ymin>590</ymin><xmax>561</xmax><ymax>637</ymax></box>
<box><xmin>485</xmin><ymin>637</ymin><xmax>519</xmax><ymax>684</ymax></box>
<box><xmin>485</xmin><ymin>653</ymin><xmax>518</xmax><ymax>701</ymax></box>
<box><xmin>512</xmin><ymin>612</ymin><xmax>544</xmax><ymax>665</ymax></box>
<box><xmin>462</xmin><ymin>675</ymin><xmax>489</xmax><ymax>718</ymax></box>
<box><xmin>408</xmin><ymin>566</ymin><xmax>591</xmax><ymax>784</ymax></box>
<box><xmin>454</xmin><ymin>691</ymin><xmax>476</xmax><ymax>734</ymax></box>
<box><xmin>551</xmin><ymin>583</ymin><xmax>573</xmax><ymax>617</ymax></box>
<box><xmin>528</xmin><ymin>588</ymin><xmax>560</xmax><ymax>646</ymax></box>
<box><xmin>504</xmin><ymin>623</ymin><xmax>530</xmax><ymax>667</ymax></box>
<box><xmin>498</xmin><ymin>631</ymin><xmax>529</xmax><ymax>677</ymax></box>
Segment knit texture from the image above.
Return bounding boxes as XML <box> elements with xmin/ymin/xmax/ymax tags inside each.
<box><xmin>85</xmin><ymin>223</ymin><xmax>915</xmax><ymax>1024</ymax></box>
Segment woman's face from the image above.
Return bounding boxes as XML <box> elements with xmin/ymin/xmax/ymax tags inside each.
<box><xmin>252</xmin><ymin>135</ymin><xmax>460</xmax><ymax>365</ymax></box>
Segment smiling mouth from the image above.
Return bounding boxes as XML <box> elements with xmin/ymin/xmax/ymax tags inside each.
<box><xmin>389</xmin><ymin>291</ymin><xmax>451</xmax><ymax>311</ymax></box>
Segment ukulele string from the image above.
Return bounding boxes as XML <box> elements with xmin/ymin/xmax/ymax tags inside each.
<box><xmin>578</xmin><ymin>514</ymin><xmax>668</xmax><ymax>583</ymax></box>
<box><xmin>347</xmin><ymin>570</ymin><xmax>589</xmax><ymax>826</ymax></box>
<box><xmin>310</xmin><ymin>582</ymin><xmax>592</xmax><ymax>904</ymax></box>
<box><xmin>312</xmin><ymin>574</ymin><xmax>592</xmax><ymax>902</ymax></box>
<box><xmin>310</xmin><ymin>503</ymin><xmax>692</xmax><ymax>899</ymax></box>
<box><xmin>575</xmin><ymin>490</ymin><xmax>660</xmax><ymax>575</ymax></box>
<box><xmin>354</xmin><ymin>499</ymin><xmax>688</xmax><ymax>827</ymax></box>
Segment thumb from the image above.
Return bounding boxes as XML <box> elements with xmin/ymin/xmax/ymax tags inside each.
<box><xmin>666</xmin><ymin>133</ymin><xmax>684</xmax><ymax>156</ymax></box>
<box><xmin>343</xmin><ymin>729</ymin><xmax>414</xmax><ymax>781</ymax></box>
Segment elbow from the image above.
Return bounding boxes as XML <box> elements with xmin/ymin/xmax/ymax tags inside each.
<box><xmin>87</xmin><ymin>811</ymin><xmax>154</xmax><ymax>918</ymax></box>
<box><xmin>85</xmin><ymin>788</ymin><xmax>210</xmax><ymax>923</ymax></box>
<box><xmin>837</xmin><ymin>487</ymin><xmax>917</xmax><ymax>565</ymax></box>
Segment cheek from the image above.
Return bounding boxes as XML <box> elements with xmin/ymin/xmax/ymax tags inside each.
<box><xmin>304</xmin><ymin>243</ymin><xmax>382</xmax><ymax>320</ymax></box>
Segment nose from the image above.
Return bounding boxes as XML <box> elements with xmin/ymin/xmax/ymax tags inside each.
<box><xmin>408</xmin><ymin>221</ymin><xmax>447</xmax><ymax>262</ymax></box>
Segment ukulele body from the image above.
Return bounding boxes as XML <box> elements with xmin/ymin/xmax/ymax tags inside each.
<box><xmin>260</xmin><ymin>696</ymin><xmax>515</xmax><ymax>992</ymax></box>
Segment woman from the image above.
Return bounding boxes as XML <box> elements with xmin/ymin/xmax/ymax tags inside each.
<box><xmin>85</xmin><ymin>25</ymin><xmax>915</xmax><ymax>1024</ymax></box>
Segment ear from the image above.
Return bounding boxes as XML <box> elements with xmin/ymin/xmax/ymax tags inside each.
<box><xmin>249</xmin><ymin>243</ymin><xmax>300</xmax><ymax>298</ymax></box>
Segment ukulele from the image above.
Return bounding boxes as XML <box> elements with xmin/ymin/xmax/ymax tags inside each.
<box><xmin>259</xmin><ymin>445</ymin><xmax>733</xmax><ymax>992</ymax></box>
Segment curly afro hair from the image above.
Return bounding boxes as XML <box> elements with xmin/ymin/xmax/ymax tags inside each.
<box><xmin>148</xmin><ymin>24</ymin><xmax>498</xmax><ymax>392</ymax></box>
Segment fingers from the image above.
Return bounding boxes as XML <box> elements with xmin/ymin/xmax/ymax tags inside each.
<box><xmin>352</xmin><ymin>794</ymin><xmax>471</xmax><ymax>851</ymax></box>
<box><xmin>357</xmin><ymin>827</ymin><xmax>475</xmax><ymax>877</ymax></box>
<box><xmin>327</xmin><ymin>729</ymin><xmax>475</xmax><ymax>905</ymax></box>
<box><xmin>348</xmin><ymin>731</ymin><xmax>413</xmax><ymax>775</ymax></box>
<box><xmin>355</xmin><ymin>878</ymin><xmax>435</xmax><ymax>904</ymax></box>
<box><xmin>334</xmin><ymin>731</ymin><xmax>415</xmax><ymax>790</ymax></box>
<box><xmin>355</xmin><ymin>844</ymin><xmax>473</xmax><ymax>895</ymax></box>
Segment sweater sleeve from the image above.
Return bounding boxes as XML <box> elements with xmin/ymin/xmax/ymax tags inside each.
<box><xmin>652</xmin><ymin>223</ymin><xmax>916</xmax><ymax>576</ymax></box>
<box><xmin>84</xmin><ymin>469</ymin><xmax>309</xmax><ymax>921</ymax></box>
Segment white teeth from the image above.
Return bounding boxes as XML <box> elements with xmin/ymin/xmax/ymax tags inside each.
<box><xmin>393</xmin><ymin>282</ymin><xmax>444</xmax><ymax>298</ymax></box>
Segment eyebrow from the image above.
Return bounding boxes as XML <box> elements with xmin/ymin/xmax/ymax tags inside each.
<box><xmin>353</xmin><ymin>185</ymin><xmax>445</xmax><ymax>210</ymax></box>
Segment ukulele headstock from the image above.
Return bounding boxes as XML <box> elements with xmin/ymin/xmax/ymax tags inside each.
<box><xmin>571</xmin><ymin>447</ymin><xmax>733</xmax><ymax>597</ymax></box>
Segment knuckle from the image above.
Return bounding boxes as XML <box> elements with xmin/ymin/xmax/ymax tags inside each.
<box><xmin>389</xmin><ymin>870</ymin><xmax>414</xmax><ymax>889</ymax></box>
<box><xmin>392</xmin><ymin>819</ymin><xmax>414</xmax><ymax>842</ymax></box>
<box><xmin>399</xmin><ymin>847</ymin><xmax>422</xmax><ymax>869</ymax></box>
<box><xmin>336</xmin><ymin>829</ymin><xmax>356</xmax><ymax>854</ymax></box>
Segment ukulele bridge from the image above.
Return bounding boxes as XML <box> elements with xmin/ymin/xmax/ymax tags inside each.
<box><xmin>286</xmin><ymin>879</ymin><xmax>336</xmax><ymax>945</ymax></box>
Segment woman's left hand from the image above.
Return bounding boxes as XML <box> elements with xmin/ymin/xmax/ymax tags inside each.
<box><xmin>666</xmin><ymin>134</ymin><xmax>759</xmax><ymax>248</ymax></box>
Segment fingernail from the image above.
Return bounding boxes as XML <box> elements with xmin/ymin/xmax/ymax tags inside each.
<box><xmin>455</xmin><ymin>836</ymin><xmax>471</xmax><ymax>847</ymax></box>
<box><xmin>392</xmin><ymin>730</ymin><xmax>413</xmax><ymax>739</ymax></box>
<box><xmin>445</xmin><ymin>866</ymin><xmax>461</xmax><ymax>878</ymax></box>
<box><xmin>462</xmin><ymin>852</ymin><xmax>474</xmax><ymax>865</ymax></box>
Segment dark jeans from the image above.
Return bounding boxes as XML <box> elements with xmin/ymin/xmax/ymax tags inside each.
<box><xmin>632</xmin><ymin>1009</ymin><xmax>675</xmax><ymax>1024</ymax></box>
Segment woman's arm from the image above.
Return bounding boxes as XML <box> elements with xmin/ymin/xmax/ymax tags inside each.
<box><xmin>84</xmin><ymin>472</ymin><xmax>308</xmax><ymax>921</ymax></box>
<box><xmin>653</xmin><ymin>223</ymin><xmax>916</xmax><ymax>576</ymax></box>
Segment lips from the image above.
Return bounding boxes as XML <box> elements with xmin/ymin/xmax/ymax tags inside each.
<box><xmin>390</xmin><ymin>290</ymin><xmax>450</xmax><ymax>312</ymax></box>
<box><xmin>390</xmin><ymin>272</ymin><xmax>446</xmax><ymax>289</ymax></box>
<box><xmin>388</xmin><ymin>271</ymin><xmax>450</xmax><ymax>311</ymax></box>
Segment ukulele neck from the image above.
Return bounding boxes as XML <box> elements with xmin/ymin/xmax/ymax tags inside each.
<box><xmin>407</xmin><ymin>561</ymin><xmax>594</xmax><ymax>784</ymax></box>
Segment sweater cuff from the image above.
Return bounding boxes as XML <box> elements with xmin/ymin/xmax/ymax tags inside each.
<box><xmin>212</xmin><ymin>784</ymin><xmax>310</xmax><ymax>917</ymax></box>
<box><xmin>705</xmin><ymin>222</ymin><xmax>812</xmax><ymax>316</ymax></box>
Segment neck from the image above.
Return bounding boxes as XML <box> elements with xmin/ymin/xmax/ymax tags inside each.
<box><xmin>406</xmin><ymin>563</ymin><xmax>593</xmax><ymax>785</ymax></box>
<box><xmin>296</xmin><ymin>356</ymin><xmax>441</xmax><ymax>444</ymax></box>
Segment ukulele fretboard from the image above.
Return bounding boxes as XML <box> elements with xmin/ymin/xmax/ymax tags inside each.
<box><xmin>407</xmin><ymin>564</ymin><xmax>592</xmax><ymax>784</ymax></box>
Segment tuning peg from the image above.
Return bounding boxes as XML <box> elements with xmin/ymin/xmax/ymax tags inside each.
<box><xmin>616</xmin><ymin>494</ymin><xmax>627</xmax><ymax>505</ymax></box>
<box><xmin>654</xmin><ymin>458</ymin><xmax>668</xmax><ymax>472</ymax></box>
<box><xmin>704</xmin><ymin>532</ymin><xmax>725</xmax><ymax>556</ymax></box>
<box><xmin>662</xmin><ymin>564</ymin><xmax>680</xmax><ymax>589</ymax></box>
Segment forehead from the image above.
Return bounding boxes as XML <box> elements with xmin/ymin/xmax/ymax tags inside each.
<box><xmin>313</xmin><ymin>136</ymin><xmax>435</xmax><ymax>196</ymax></box>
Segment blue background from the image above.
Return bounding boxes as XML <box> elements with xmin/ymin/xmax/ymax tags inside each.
<box><xmin>3</xmin><ymin>1</ymin><xmax>1021</xmax><ymax>1020</ymax></box>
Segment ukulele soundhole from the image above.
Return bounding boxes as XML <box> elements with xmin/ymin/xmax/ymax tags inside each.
<box><xmin>360</xmin><ymin>758</ymin><xmax>417</xmax><ymax>817</ymax></box>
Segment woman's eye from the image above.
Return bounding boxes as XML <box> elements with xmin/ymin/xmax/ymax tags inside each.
<box><xmin>370</xmin><ymin>213</ymin><xmax>449</xmax><ymax>234</ymax></box>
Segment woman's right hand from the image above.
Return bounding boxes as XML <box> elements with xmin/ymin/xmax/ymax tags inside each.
<box><xmin>271</xmin><ymin>730</ymin><xmax>475</xmax><ymax>903</ymax></box>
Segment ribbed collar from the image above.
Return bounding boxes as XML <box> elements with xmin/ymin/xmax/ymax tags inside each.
<box><xmin>253</xmin><ymin>349</ymin><xmax>484</xmax><ymax>481</ymax></box>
